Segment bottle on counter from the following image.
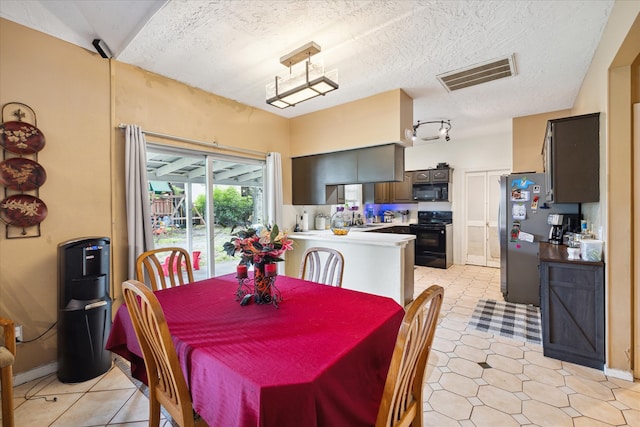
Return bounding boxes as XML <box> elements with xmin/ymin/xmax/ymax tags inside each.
<box><xmin>301</xmin><ymin>211</ymin><xmax>309</xmax><ymax>231</ymax></box>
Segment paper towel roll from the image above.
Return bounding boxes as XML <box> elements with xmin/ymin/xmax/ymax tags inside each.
<box><xmin>302</xmin><ymin>212</ymin><xmax>309</xmax><ymax>231</ymax></box>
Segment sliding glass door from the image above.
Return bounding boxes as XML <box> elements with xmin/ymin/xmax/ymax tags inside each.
<box><xmin>146</xmin><ymin>145</ymin><xmax>265</xmax><ymax>278</ymax></box>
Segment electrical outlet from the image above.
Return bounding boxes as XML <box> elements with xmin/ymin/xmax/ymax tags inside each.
<box><xmin>15</xmin><ymin>325</ymin><xmax>23</xmax><ymax>342</ymax></box>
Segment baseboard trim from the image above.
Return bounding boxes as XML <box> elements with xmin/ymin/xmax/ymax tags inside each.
<box><xmin>13</xmin><ymin>362</ymin><xmax>57</xmax><ymax>387</ymax></box>
<box><xmin>604</xmin><ymin>366</ymin><xmax>635</xmax><ymax>382</ymax></box>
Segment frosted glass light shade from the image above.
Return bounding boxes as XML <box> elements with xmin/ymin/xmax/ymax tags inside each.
<box><xmin>266</xmin><ymin>62</ymin><xmax>338</xmax><ymax>109</ymax></box>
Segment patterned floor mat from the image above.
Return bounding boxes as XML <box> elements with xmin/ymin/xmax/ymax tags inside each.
<box><xmin>467</xmin><ymin>299</ymin><xmax>541</xmax><ymax>345</ymax></box>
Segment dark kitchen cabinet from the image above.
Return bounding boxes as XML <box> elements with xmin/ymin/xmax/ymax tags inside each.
<box><xmin>413</xmin><ymin>170</ymin><xmax>431</xmax><ymax>183</ymax></box>
<box><xmin>292</xmin><ymin>144</ymin><xmax>405</xmax><ymax>205</ymax></box>
<box><xmin>430</xmin><ymin>168</ymin><xmax>450</xmax><ymax>183</ymax></box>
<box><xmin>543</xmin><ymin>113</ymin><xmax>599</xmax><ymax>203</ymax></box>
<box><xmin>539</xmin><ymin>243</ymin><xmax>604</xmax><ymax>370</ymax></box>
<box><xmin>413</xmin><ymin>168</ymin><xmax>452</xmax><ymax>184</ymax></box>
<box><xmin>292</xmin><ymin>156</ymin><xmax>339</xmax><ymax>205</ymax></box>
<box><xmin>357</xmin><ymin>144</ymin><xmax>404</xmax><ymax>183</ymax></box>
<box><xmin>392</xmin><ymin>172</ymin><xmax>414</xmax><ymax>202</ymax></box>
<box><xmin>292</xmin><ymin>156</ymin><xmax>316</xmax><ymax>205</ymax></box>
<box><xmin>363</xmin><ymin>172</ymin><xmax>414</xmax><ymax>204</ymax></box>
<box><xmin>365</xmin><ymin>183</ymin><xmax>390</xmax><ymax>204</ymax></box>
<box><xmin>321</xmin><ymin>151</ymin><xmax>358</xmax><ymax>184</ymax></box>
<box><xmin>322</xmin><ymin>151</ymin><xmax>357</xmax><ymax>205</ymax></box>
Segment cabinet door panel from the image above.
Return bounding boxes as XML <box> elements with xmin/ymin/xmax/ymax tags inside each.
<box><xmin>547</xmin><ymin>113</ymin><xmax>599</xmax><ymax>203</ymax></box>
<box><xmin>292</xmin><ymin>156</ymin><xmax>313</xmax><ymax>205</ymax></box>
<box><xmin>357</xmin><ymin>144</ymin><xmax>403</xmax><ymax>182</ymax></box>
<box><xmin>321</xmin><ymin>151</ymin><xmax>357</xmax><ymax>184</ymax></box>
<box><xmin>431</xmin><ymin>169</ymin><xmax>450</xmax><ymax>182</ymax></box>
<box><xmin>391</xmin><ymin>172</ymin><xmax>414</xmax><ymax>202</ymax></box>
<box><xmin>541</xmin><ymin>262</ymin><xmax>604</xmax><ymax>369</ymax></box>
<box><xmin>374</xmin><ymin>182</ymin><xmax>390</xmax><ymax>204</ymax></box>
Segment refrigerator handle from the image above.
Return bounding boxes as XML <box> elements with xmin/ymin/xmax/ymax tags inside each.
<box><xmin>498</xmin><ymin>202</ymin><xmax>501</xmax><ymax>242</ymax></box>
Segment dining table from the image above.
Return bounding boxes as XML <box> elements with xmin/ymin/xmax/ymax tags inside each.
<box><xmin>105</xmin><ymin>273</ymin><xmax>405</xmax><ymax>427</ymax></box>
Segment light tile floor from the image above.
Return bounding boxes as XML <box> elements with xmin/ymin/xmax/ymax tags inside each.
<box><xmin>416</xmin><ymin>264</ymin><xmax>640</xmax><ymax>427</ymax></box>
<box><xmin>5</xmin><ymin>265</ymin><xmax>640</xmax><ymax>426</ymax></box>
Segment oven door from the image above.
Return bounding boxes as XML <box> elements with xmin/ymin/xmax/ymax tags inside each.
<box><xmin>410</xmin><ymin>225</ymin><xmax>447</xmax><ymax>268</ymax></box>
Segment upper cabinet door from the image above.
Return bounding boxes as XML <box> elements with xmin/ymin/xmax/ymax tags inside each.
<box><xmin>320</xmin><ymin>151</ymin><xmax>358</xmax><ymax>184</ymax></box>
<box><xmin>292</xmin><ymin>156</ymin><xmax>313</xmax><ymax>205</ymax></box>
<box><xmin>546</xmin><ymin>113</ymin><xmax>599</xmax><ymax>203</ymax></box>
<box><xmin>430</xmin><ymin>169</ymin><xmax>451</xmax><ymax>182</ymax></box>
<box><xmin>413</xmin><ymin>170</ymin><xmax>430</xmax><ymax>183</ymax></box>
<box><xmin>391</xmin><ymin>172</ymin><xmax>414</xmax><ymax>203</ymax></box>
<box><xmin>357</xmin><ymin>144</ymin><xmax>404</xmax><ymax>183</ymax></box>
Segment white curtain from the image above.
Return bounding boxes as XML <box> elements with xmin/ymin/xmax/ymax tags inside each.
<box><xmin>266</xmin><ymin>152</ymin><xmax>283</xmax><ymax>227</ymax></box>
<box><xmin>125</xmin><ymin>125</ymin><xmax>153</xmax><ymax>279</ymax></box>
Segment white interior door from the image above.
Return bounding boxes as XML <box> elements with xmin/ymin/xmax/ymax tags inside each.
<box><xmin>465</xmin><ymin>170</ymin><xmax>509</xmax><ymax>267</ymax></box>
<box><xmin>486</xmin><ymin>170</ymin><xmax>505</xmax><ymax>267</ymax></box>
<box><xmin>465</xmin><ymin>172</ymin><xmax>487</xmax><ymax>266</ymax></box>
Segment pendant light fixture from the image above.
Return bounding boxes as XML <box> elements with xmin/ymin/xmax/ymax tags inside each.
<box><xmin>405</xmin><ymin>120</ymin><xmax>452</xmax><ymax>142</ymax></box>
<box><xmin>266</xmin><ymin>42</ymin><xmax>339</xmax><ymax>109</ymax></box>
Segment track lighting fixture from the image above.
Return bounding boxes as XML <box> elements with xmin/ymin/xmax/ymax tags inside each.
<box><xmin>405</xmin><ymin>120</ymin><xmax>452</xmax><ymax>142</ymax></box>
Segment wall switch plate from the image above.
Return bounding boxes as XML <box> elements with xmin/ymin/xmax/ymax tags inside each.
<box><xmin>15</xmin><ymin>325</ymin><xmax>22</xmax><ymax>342</ymax></box>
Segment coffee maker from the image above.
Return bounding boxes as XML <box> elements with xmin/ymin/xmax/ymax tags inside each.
<box><xmin>548</xmin><ymin>214</ymin><xmax>564</xmax><ymax>244</ymax></box>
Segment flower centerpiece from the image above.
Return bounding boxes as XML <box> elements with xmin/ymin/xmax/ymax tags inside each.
<box><xmin>223</xmin><ymin>224</ymin><xmax>293</xmax><ymax>305</ymax></box>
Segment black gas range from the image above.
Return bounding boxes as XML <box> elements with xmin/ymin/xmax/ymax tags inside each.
<box><xmin>409</xmin><ymin>211</ymin><xmax>453</xmax><ymax>269</ymax></box>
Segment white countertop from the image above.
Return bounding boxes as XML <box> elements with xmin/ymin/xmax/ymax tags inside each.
<box><xmin>289</xmin><ymin>224</ymin><xmax>415</xmax><ymax>247</ymax></box>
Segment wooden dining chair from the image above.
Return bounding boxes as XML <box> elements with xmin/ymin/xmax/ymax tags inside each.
<box><xmin>0</xmin><ymin>317</ymin><xmax>16</xmax><ymax>427</ymax></box>
<box><xmin>136</xmin><ymin>247</ymin><xmax>194</xmax><ymax>291</ymax></box>
<box><xmin>375</xmin><ymin>285</ymin><xmax>444</xmax><ymax>427</ymax></box>
<box><xmin>122</xmin><ymin>280</ymin><xmax>206</xmax><ymax>427</ymax></box>
<box><xmin>298</xmin><ymin>247</ymin><xmax>344</xmax><ymax>287</ymax></box>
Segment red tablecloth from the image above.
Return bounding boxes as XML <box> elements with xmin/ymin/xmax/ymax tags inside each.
<box><xmin>106</xmin><ymin>274</ymin><xmax>404</xmax><ymax>427</ymax></box>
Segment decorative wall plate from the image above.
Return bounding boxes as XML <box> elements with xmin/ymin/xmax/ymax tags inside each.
<box><xmin>0</xmin><ymin>157</ymin><xmax>47</xmax><ymax>191</ymax></box>
<box><xmin>0</xmin><ymin>121</ymin><xmax>46</xmax><ymax>154</ymax></box>
<box><xmin>0</xmin><ymin>194</ymin><xmax>48</xmax><ymax>228</ymax></box>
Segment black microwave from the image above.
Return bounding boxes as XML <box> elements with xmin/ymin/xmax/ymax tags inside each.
<box><xmin>413</xmin><ymin>183</ymin><xmax>449</xmax><ymax>201</ymax></box>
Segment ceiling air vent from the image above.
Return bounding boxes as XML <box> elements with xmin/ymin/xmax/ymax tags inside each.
<box><xmin>437</xmin><ymin>54</ymin><xmax>517</xmax><ymax>92</ymax></box>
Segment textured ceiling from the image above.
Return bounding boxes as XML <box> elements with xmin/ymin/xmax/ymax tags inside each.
<box><xmin>0</xmin><ymin>0</ymin><xmax>614</xmax><ymax>140</ymax></box>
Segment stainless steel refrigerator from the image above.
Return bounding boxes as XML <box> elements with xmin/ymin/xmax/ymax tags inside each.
<box><xmin>499</xmin><ymin>173</ymin><xmax>578</xmax><ymax>306</ymax></box>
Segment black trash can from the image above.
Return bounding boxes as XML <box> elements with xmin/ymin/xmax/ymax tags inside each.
<box><xmin>57</xmin><ymin>237</ymin><xmax>112</xmax><ymax>383</ymax></box>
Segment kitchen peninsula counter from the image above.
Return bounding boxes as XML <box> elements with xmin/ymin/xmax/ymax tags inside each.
<box><xmin>285</xmin><ymin>229</ymin><xmax>415</xmax><ymax>306</ymax></box>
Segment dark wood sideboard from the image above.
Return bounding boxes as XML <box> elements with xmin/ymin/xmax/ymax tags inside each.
<box><xmin>539</xmin><ymin>243</ymin><xmax>605</xmax><ymax>370</ymax></box>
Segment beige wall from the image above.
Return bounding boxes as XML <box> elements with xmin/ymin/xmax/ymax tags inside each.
<box><xmin>289</xmin><ymin>89</ymin><xmax>412</xmax><ymax>157</ymax></box>
<box><xmin>571</xmin><ymin>5</ymin><xmax>639</xmax><ymax>375</ymax></box>
<box><xmin>0</xmin><ymin>19</ymin><xmax>290</xmax><ymax>374</ymax></box>
<box><xmin>512</xmin><ymin>109</ymin><xmax>571</xmax><ymax>173</ymax></box>
<box><xmin>0</xmin><ymin>19</ymin><xmax>112</xmax><ymax>372</ymax></box>
<box><xmin>112</xmin><ymin>62</ymin><xmax>291</xmax><ymax>301</ymax></box>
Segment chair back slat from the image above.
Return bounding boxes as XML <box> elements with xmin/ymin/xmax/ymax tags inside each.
<box><xmin>122</xmin><ymin>280</ymin><xmax>200</xmax><ymax>427</ymax></box>
<box><xmin>298</xmin><ymin>247</ymin><xmax>344</xmax><ymax>287</ymax></box>
<box><xmin>136</xmin><ymin>248</ymin><xmax>195</xmax><ymax>291</ymax></box>
<box><xmin>376</xmin><ymin>285</ymin><xmax>444</xmax><ymax>427</ymax></box>
<box><xmin>0</xmin><ymin>317</ymin><xmax>16</xmax><ymax>427</ymax></box>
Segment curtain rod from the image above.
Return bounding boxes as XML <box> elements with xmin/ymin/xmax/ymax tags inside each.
<box><xmin>117</xmin><ymin>124</ymin><xmax>267</xmax><ymax>157</ymax></box>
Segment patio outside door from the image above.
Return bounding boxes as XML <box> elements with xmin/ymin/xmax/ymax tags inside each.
<box><xmin>146</xmin><ymin>146</ymin><xmax>265</xmax><ymax>279</ymax></box>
